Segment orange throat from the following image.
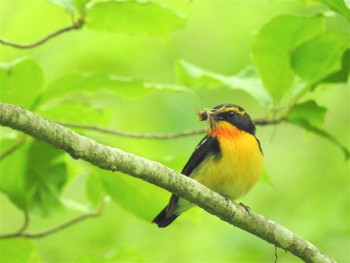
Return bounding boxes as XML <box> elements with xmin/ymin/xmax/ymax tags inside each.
<box><xmin>208</xmin><ymin>121</ymin><xmax>242</xmax><ymax>138</ymax></box>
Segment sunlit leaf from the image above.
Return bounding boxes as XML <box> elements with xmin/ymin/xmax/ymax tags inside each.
<box><xmin>176</xmin><ymin>60</ymin><xmax>272</xmax><ymax>106</ymax></box>
<box><xmin>288</xmin><ymin>101</ymin><xmax>349</xmax><ymax>159</ymax></box>
<box><xmin>38</xmin><ymin>102</ymin><xmax>112</xmax><ymax>125</ymax></box>
<box><xmin>291</xmin><ymin>30</ymin><xmax>350</xmax><ymax>83</ymax></box>
<box><xmin>72</xmin><ymin>0</ymin><xmax>90</xmax><ymax>12</ymax></box>
<box><xmin>25</xmin><ymin>141</ymin><xmax>67</xmax><ymax>216</ymax></box>
<box><xmin>0</xmin><ymin>239</ymin><xmax>40</xmax><ymax>263</ymax></box>
<box><xmin>0</xmin><ymin>58</ymin><xmax>44</xmax><ymax>110</ymax></box>
<box><xmin>316</xmin><ymin>0</ymin><xmax>350</xmax><ymax>22</ymax></box>
<box><xmin>85</xmin><ymin>0</ymin><xmax>186</xmax><ymax>37</ymax></box>
<box><xmin>252</xmin><ymin>15</ymin><xmax>325</xmax><ymax>101</ymax></box>
<box><xmin>41</xmin><ymin>73</ymin><xmax>190</xmax><ymax>106</ymax></box>
<box><xmin>49</xmin><ymin>0</ymin><xmax>76</xmax><ymax>15</ymax></box>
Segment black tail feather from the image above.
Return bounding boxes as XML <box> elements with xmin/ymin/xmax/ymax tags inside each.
<box><xmin>152</xmin><ymin>206</ymin><xmax>179</xmax><ymax>228</ymax></box>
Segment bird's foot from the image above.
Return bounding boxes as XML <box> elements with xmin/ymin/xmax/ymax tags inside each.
<box><xmin>219</xmin><ymin>193</ymin><xmax>232</xmax><ymax>204</ymax></box>
<box><xmin>239</xmin><ymin>202</ymin><xmax>251</xmax><ymax>214</ymax></box>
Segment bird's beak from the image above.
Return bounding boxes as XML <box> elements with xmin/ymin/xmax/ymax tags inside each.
<box><xmin>198</xmin><ymin>107</ymin><xmax>224</xmax><ymax>122</ymax></box>
<box><xmin>198</xmin><ymin>108</ymin><xmax>224</xmax><ymax>131</ymax></box>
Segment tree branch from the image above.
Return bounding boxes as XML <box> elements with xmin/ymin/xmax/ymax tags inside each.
<box><xmin>0</xmin><ymin>18</ymin><xmax>84</xmax><ymax>49</ymax></box>
<box><xmin>0</xmin><ymin>102</ymin><xmax>335</xmax><ymax>263</ymax></box>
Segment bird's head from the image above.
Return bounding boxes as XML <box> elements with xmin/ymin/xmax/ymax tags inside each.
<box><xmin>198</xmin><ymin>104</ymin><xmax>256</xmax><ymax>136</ymax></box>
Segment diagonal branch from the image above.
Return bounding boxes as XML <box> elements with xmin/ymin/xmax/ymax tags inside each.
<box><xmin>0</xmin><ymin>102</ymin><xmax>335</xmax><ymax>263</ymax></box>
<box><xmin>0</xmin><ymin>18</ymin><xmax>84</xmax><ymax>49</ymax></box>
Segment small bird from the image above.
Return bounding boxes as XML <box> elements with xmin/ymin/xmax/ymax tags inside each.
<box><xmin>152</xmin><ymin>103</ymin><xmax>263</xmax><ymax>227</ymax></box>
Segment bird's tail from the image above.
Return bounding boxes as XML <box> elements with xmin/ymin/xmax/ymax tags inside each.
<box><xmin>152</xmin><ymin>205</ymin><xmax>179</xmax><ymax>228</ymax></box>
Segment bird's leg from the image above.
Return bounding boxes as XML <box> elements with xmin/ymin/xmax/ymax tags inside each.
<box><xmin>239</xmin><ymin>202</ymin><xmax>251</xmax><ymax>214</ymax></box>
<box><xmin>219</xmin><ymin>192</ymin><xmax>232</xmax><ymax>205</ymax></box>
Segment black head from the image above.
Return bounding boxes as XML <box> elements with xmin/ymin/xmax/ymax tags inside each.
<box><xmin>199</xmin><ymin>103</ymin><xmax>256</xmax><ymax>135</ymax></box>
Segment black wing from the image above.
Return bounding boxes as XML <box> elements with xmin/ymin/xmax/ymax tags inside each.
<box><xmin>181</xmin><ymin>135</ymin><xmax>221</xmax><ymax>176</ymax></box>
<box><xmin>152</xmin><ymin>135</ymin><xmax>221</xmax><ymax>227</ymax></box>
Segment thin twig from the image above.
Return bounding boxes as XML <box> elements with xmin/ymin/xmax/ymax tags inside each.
<box><xmin>254</xmin><ymin>117</ymin><xmax>285</xmax><ymax>126</ymax></box>
<box><xmin>58</xmin><ymin>122</ymin><xmax>206</xmax><ymax>139</ymax></box>
<box><xmin>0</xmin><ymin>212</ymin><xmax>29</xmax><ymax>238</ymax></box>
<box><xmin>0</xmin><ymin>18</ymin><xmax>84</xmax><ymax>49</ymax></box>
<box><xmin>58</xmin><ymin>117</ymin><xmax>285</xmax><ymax>139</ymax></box>
<box><xmin>0</xmin><ymin>140</ymin><xmax>26</xmax><ymax>160</ymax></box>
<box><xmin>0</xmin><ymin>200</ymin><xmax>105</xmax><ymax>239</ymax></box>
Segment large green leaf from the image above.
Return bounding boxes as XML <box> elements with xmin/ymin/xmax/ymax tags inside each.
<box><xmin>39</xmin><ymin>102</ymin><xmax>112</xmax><ymax>125</ymax></box>
<box><xmin>0</xmin><ymin>58</ymin><xmax>44</xmax><ymax>110</ymax></box>
<box><xmin>252</xmin><ymin>15</ymin><xmax>325</xmax><ymax>101</ymax></box>
<box><xmin>291</xmin><ymin>30</ymin><xmax>350</xmax><ymax>83</ymax></box>
<box><xmin>85</xmin><ymin>0</ymin><xmax>186</xmax><ymax>37</ymax></box>
<box><xmin>25</xmin><ymin>141</ymin><xmax>68</xmax><ymax>216</ymax></box>
<box><xmin>288</xmin><ymin>100</ymin><xmax>349</xmax><ymax>159</ymax></box>
<box><xmin>0</xmin><ymin>239</ymin><xmax>40</xmax><ymax>263</ymax></box>
<box><xmin>0</xmin><ymin>142</ymin><xmax>28</xmax><ymax>211</ymax></box>
<box><xmin>99</xmin><ymin>170</ymin><xmax>159</xmax><ymax>221</ymax></box>
<box><xmin>176</xmin><ymin>60</ymin><xmax>272</xmax><ymax>106</ymax></box>
<box><xmin>316</xmin><ymin>0</ymin><xmax>350</xmax><ymax>22</ymax></box>
<box><xmin>41</xmin><ymin>72</ymin><xmax>190</xmax><ymax>105</ymax></box>
<box><xmin>288</xmin><ymin>100</ymin><xmax>327</xmax><ymax>128</ymax></box>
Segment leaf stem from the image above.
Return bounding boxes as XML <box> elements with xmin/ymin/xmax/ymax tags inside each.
<box><xmin>0</xmin><ymin>18</ymin><xmax>84</xmax><ymax>49</ymax></box>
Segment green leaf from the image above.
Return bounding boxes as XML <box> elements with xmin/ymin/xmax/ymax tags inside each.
<box><xmin>25</xmin><ymin>141</ymin><xmax>68</xmax><ymax>216</ymax></box>
<box><xmin>85</xmin><ymin>173</ymin><xmax>104</xmax><ymax>206</ymax></box>
<box><xmin>288</xmin><ymin>100</ymin><xmax>327</xmax><ymax>128</ymax></box>
<box><xmin>39</xmin><ymin>102</ymin><xmax>112</xmax><ymax>125</ymax></box>
<box><xmin>49</xmin><ymin>0</ymin><xmax>76</xmax><ymax>15</ymax></box>
<box><xmin>252</xmin><ymin>15</ymin><xmax>325</xmax><ymax>101</ymax></box>
<box><xmin>85</xmin><ymin>0</ymin><xmax>186</xmax><ymax>37</ymax></box>
<box><xmin>0</xmin><ymin>58</ymin><xmax>44</xmax><ymax>110</ymax></box>
<box><xmin>41</xmin><ymin>72</ymin><xmax>190</xmax><ymax>106</ymax></box>
<box><xmin>42</xmin><ymin>73</ymin><xmax>149</xmax><ymax>102</ymax></box>
<box><xmin>0</xmin><ymin>142</ymin><xmax>28</xmax><ymax>211</ymax></box>
<box><xmin>176</xmin><ymin>60</ymin><xmax>272</xmax><ymax>106</ymax></box>
<box><xmin>291</xmin><ymin>30</ymin><xmax>350</xmax><ymax>83</ymax></box>
<box><xmin>72</xmin><ymin>0</ymin><xmax>90</xmax><ymax>12</ymax></box>
<box><xmin>319</xmin><ymin>49</ymin><xmax>350</xmax><ymax>84</ymax></box>
<box><xmin>0</xmin><ymin>239</ymin><xmax>40</xmax><ymax>263</ymax></box>
<box><xmin>316</xmin><ymin>0</ymin><xmax>350</xmax><ymax>22</ymax></box>
<box><xmin>288</xmin><ymin>101</ymin><xmax>349</xmax><ymax>159</ymax></box>
<box><xmin>99</xmin><ymin>170</ymin><xmax>158</xmax><ymax>221</ymax></box>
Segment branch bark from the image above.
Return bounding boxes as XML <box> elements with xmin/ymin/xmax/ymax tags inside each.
<box><xmin>0</xmin><ymin>102</ymin><xmax>335</xmax><ymax>263</ymax></box>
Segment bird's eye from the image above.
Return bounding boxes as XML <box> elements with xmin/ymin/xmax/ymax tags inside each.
<box><xmin>228</xmin><ymin>111</ymin><xmax>235</xmax><ymax>116</ymax></box>
<box><xmin>228</xmin><ymin>111</ymin><xmax>235</xmax><ymax>118</ymax></box>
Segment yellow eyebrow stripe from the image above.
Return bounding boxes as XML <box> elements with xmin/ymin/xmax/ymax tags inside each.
<box><xmin>213</xmin><ymin>106</ymin><xmax>245</xmax><ymax>115</ymax></box>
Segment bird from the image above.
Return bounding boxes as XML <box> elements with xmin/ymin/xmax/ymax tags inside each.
<box><xmin>152</xmin><ymin>103</ymin><xmax>263</xmax><ymax>227</ymax></box>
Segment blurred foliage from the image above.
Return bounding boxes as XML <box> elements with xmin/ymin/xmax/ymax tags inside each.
<box><xmin>0</xmin><ymin>0</ymin><xmax>349</xmax><ymax>262</ymax></box>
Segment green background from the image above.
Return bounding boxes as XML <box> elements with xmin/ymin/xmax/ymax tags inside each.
<box><xmin>0</xmin><ymin>0</ymin><xmax>349</xmax><ymax>262</ymax></box>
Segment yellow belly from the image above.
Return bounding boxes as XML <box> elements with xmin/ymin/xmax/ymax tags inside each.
<box><xmin>191</xmin><ymin>131</ymin><xmax>263</xmax><ymax>201</ymax></box>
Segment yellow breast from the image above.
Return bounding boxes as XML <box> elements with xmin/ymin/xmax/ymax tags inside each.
<box><xmin>191</xmin><ymin>122</ymin><xmax>263</xmax><ymax>201</ymax></box>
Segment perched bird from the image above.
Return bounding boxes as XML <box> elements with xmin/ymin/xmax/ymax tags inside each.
<box><xmin>152</xmin><ymin>104</ymin><xmax>263</xmax><ymax>227</ymax></box>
